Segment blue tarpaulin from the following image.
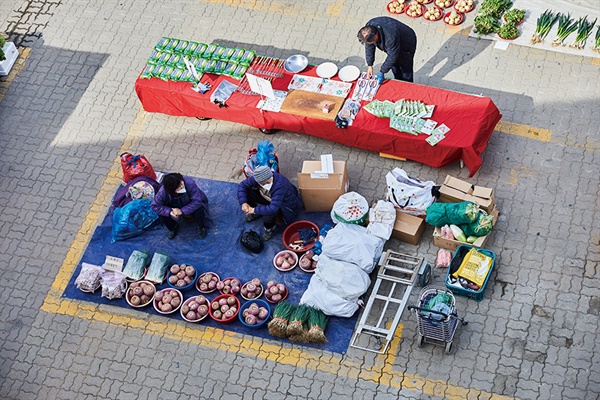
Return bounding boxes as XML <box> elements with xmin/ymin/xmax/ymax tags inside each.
<box><xmin>63</xmin><ymin>176</ymin><xmax>358</xmax><ymax>354</ymax></box>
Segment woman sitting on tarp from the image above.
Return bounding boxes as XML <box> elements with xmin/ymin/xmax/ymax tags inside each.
<box><xmin>238</xmin><ymin>166</ymin><xmax>303</xmax><ymax>241</ymax></box>
<box><xmin>151</xmin><ymin>173</ymin><xmax>209</xmax><ymax>240</ymax></box>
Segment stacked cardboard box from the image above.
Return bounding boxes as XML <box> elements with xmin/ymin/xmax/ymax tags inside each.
<box><xmin>298</xmin><ymin>157</ymin><xmax>349</xmax><ymax>212</ymax></box>
<box><xmin>438</xmin><ymin>176</ymin><xmax>495</xmax><ymax>213</ymax></box>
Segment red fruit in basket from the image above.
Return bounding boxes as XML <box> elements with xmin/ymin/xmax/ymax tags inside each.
<box><xmin>171</xmin><ymin>297</ymin><xmax>180</xmax><ymax>308</ymax></box>
<box><xmin>271</xmin><ymin>294</ymin><xmax>282</xmax><ymax>302</ymax></box>
<box><xmin>182</xmin><ymin>305</ymin><xmax>190</xmax><ymax>315</ymax></box>
<box><xmin>258</xmin><ymin>307</ymin><xmax>269</xmax><ymax>320</ymax></box>
<box><xmin>183</xmin><ymin>276</ymin><xmax>192</xmax><ymax>285</ymax></box>
<box><xmin>162</xmin><ymin>294</ymin><xmax>172</xmax><ymax>304</ymax></box>
<box><xmin>196</xmin><ymin>295</ymin><xmax>207</xmax><ymax>305</ymax></box>
<box><xmin>227</xmin><ymin>296</ymin><xmax>237</xmax><ymax>306</ymax></box>
<box><xmin>245</xmin><ymin>314</ymin><xmax>257</xmax><ymax>325</ymax></box>
<box><xmin>220</xmin><ymin>304</ymin><xmax>230</xmax><ymax>313</ymax></box>
<box><xmin>141</xmin><ymin>295</ymin><xmax>150</xmax><ymax>304</ymax></box>
<box><xmin>189</xmin><ymin>301</ymin><xmax>199</xmax><ymax>311</ymax></box>
<box><xmin>177</xmin><ymin>279</ymin><xmax>186</xmax><ymax>287</ymax></box>
<box><xmin>224</xmin><ymin>309</ymin><xmax>235</xmax><ymax>319</ymax></box>
<box><xmin>198</xmin><ymin>304</ymin><xmax>208</xmax><ymax>316</ymax></box>
<box><xmin>231</xmin><ymin>279</ymin><xmax>240</xmax><ymax>287</ymax></box>
<box><xmin>201</xmin><ymin>274</ymin><xmax>212</xmax><ymax>284</ymax></box>
<box><xmin>269</xmin><ymin>286</ymin><xmax>279</xmax><ymax>295</ymax></box>
<box><xmin>267</xmin><ymin>280</ymin><xmax>275</xmax><ymax>289</ymax></box>
<box><xmin>199</xmin><ymin>282</ymin><xmax>208</xmax><ymax>291</ymax></box>
<box><xmin>216</xmin><ymin>281</ymin><xmax>224</xmax><ymax>290</ymax></box>
<box><xmin>185</xmin><ymin>266</ymin><xmax>195</xmax><ymax>277</ymax></box>
<box><xmin>208</xmin><ymin>281</ymin><xmax>217</xmax><ymax>290</ymax></box>
<box><xmin>161</xmin><ymin>303</ymin><xmax>172</xmax><ymax>312</ymax></box>
<box><xmin>211</xmin><ymin>302</ymin><xmax>220</xmax><ymax>310</ymax></box>
<box><xmin>213</xmin><ymin>310</ymin><xmax>222</xmax><ymax>319</ymax></box>
<box><xmin>168</xmin><ymin>275</ymin><xmax>178</xmax><ymax>284</ymax></box>
<box><xmin>231</xmin><ymin>286</ymin><xmax>240</xmax><ymax>295</ymax></box>
<box><xmin>252</xmin><ymin>278</ymin><xmax>261</xmax><ymax>286</ymax></box>
<box><xmin>171</xmin><ymin>291</ymin><xmax>179</xmax><ymax>298</ymax></box>
<box><xmin>170</xmin><ymin>265</ymin><xmax>180</xmax><ymax>274</ymax></box>
<box><xmin>177</xmin><ymin>271</ymin><xmax>186</xmax><ymax>279</ymax></box>
<box><xmin>218</xmin><ymin>298</ymin><xmax>228</xmax><ymax>306</ymax></box>
<box><xmin>230</xmin><ymin>306</ymin><xmax>237</xmax><ymax>314</ymax></box>
<box><xmin>130</xmin><ymin>295</ymin><xmax>141</xmax><ymax>306</ymax></box>
<box><xmin>132</xmin><ymin>286</ymin><xmax>143</xmax><ymax>297</ymax></box>
<box><xmin>276</xmin><ymin>284</ymin><xmax>286</xmax><ymax>293</ymax></box>
<box><xmin>241</xmin><ymin>287</ymin><xmax>248</xmax><ymax>297</ymax></box>
<box><xmin>247</xmin><ymin>292</ymin><xmax>255</xmax><ymax>299</ymax></box>
<box><xmin>154</xmin><ymin>290</ymin><xmax>163</xmax><ymax>301</ymax></box>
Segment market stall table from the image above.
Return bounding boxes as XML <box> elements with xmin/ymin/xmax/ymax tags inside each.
<box><xmin>135</xmin><ymin>65</ymin><xmax>501</xmax><ymax>176</ymax></box>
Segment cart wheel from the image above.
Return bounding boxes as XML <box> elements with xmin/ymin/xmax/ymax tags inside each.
<box><xmin>259</xmin><ymin>128</ymin><xmax>275</xmax><ymax>134</ymax></box>
<box><xmin>417</xmin><ymin>334</ymin><xmax>425</xmax><ymax>347</ymax></box>
<box><xmin>419</xmin><ymin>263</ymin><xmax>432</xmax><ymax>287</ymax></box>
<box><xmin>196</xmin><ymin>117</ymin><xmax>211</xmax><ymax>121</ymax></box>
<box><xmin>445</xmin><ymin>342</ymin><xmax>453</xmax><ymax>354</ymax></box>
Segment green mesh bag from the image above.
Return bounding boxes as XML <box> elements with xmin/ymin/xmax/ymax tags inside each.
<box><xmin>425</xmin><ymin>201</ymin><xmax>479</xmax><ymax>227</ymax></box>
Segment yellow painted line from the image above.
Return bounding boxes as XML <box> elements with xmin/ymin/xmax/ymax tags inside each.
<box><xmin>508</xmin><ymin>166</ymin><xmax>536</xmax><ymax>185</ymax></box>
<box><xmin>496</xmin><ymin>120</ymin><xmax>552</xmax><ymax>142</ymax></box>
<box><xmin>40</xmin><ymin>108</ymin><xmax>517</xmax><ymax>400</ymax></box>
<box><xmin>0</xmin><ymin>46</ymin><xmax>31</xmax><ymax>102</ymax></box>
<box><xmin>326</xmin><ymin>0</ymin><xmax>345</xmax><ymax>16</ymax></box>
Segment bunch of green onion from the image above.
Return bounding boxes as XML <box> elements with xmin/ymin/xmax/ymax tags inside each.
<box><xmin>552</xmin><ymin>13</ymin><xmax>579</xmax><ymax>47</ymax></box>
<box><xmin>595</xmin><ymin>26</ymin><xmax>600</xmax><ymax>50</ymax></box>
<box><xmin>531</xmin><ymin>10</ymin><xmax>558</xmax><ymax>44</ymax></box>
<box><xmin>570</xmin><ymin>17</ymin><xmax>597</xmax><ymax>49</ymax></box>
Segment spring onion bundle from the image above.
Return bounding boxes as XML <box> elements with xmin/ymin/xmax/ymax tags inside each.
<box><xmin>306</xmin><ymin>307</ymin><xmax>329</xmax><ymax>344</ymax></box>
<box><xmin>531</xmin><ymin>10</ymin><xmax>558</xmax><ymax>44</ymax></box>
<box><xmin>552</xmin><ymin>13</ymin><xmax>579</xmax><ymax>47</ymax></box>
<box><xmin>268</xmin><ymin>300</ymin><xmax>296</xmax><ymax>338</ymax></box>
<box><xmin>286</xmin><ymin>304</ymin><xmax>311</xmax><ymax>337</ymax></box>
<box><xmin>570</xmin><ymin>17</ymin><xmax>597</xmax><ymax>49</ymax></box>
<box><xmin>594</xmin><ymin>26</ymin><xmax>600</xmax><ymax>51</ymax></box>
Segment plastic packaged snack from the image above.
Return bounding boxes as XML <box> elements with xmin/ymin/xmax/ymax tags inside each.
<box><xmin>101</xmin><ymin>271</ymin><xmax>128</xmax><ymax>300</ymax></box>
<box><xmin>192</xmin><ymin>43</ymin><xmax>208</xmax><ymax>58</ymax></box>
<box><xmin>167</xmin><ymin>54</ymin><xmax>182</xmax><ymax>67</ymax></box>
<box><xmin>174</xmin><ymin>40</ymin><xmax>189</xmax><ymax>54</ymax></box>
<box><xmin>212</xmin><ymin>45</ymin><xmax>227</xmax><ymax>59</ymax></box>
<box><xmin>231</xmin><ymin>63</ymin><xmax>248</xmax><ymax>79</ymax></box>
<box><xmin>123</xmin><ymin>250</ymin><xmax>150</xmax><ymax>281</ymax></box>
<box><xmin>239</xmin><ymin>49</ymin><xmax>256</xmax><ymax>64</ymax></box>
<box><xmin>155</xmin><ymin>36</ymin><xmax>170</xmax><ymax>50</ymax></box>
<box><xmin>164</xmin><ymin>38</ymin><xmax>180</xmax><ymax>52</ymax></box>
<box><xmin>151</xmin><ymin>64</ymin><xmax>165</xmax><ymax>78</ymax></box>
<box><xmin>220</xmin><ymin>47</ymin><xmax>235</xmax><ymax>60</ymax></box>
<box><xmin>157</xmin><ymin>52</ymin><xmax>171</xmax><ymax>65</ymax></box>
<box><xmin>140</xmin><ymin>64</ymin><xmax>155</xmax><ymax>79</ymax></box>
<box><xmin>204</xmin><ymin>59</ymin><xmax>217</xmax><ymax>74</ymax></box>
<box><xmin>75</xmin><ymin>263</ymin><xmax>104</xmax><ymax>292</ymax></box>
<box><xmin>230</xmin><ymin>48</ymin><xmax>245</xmax><ymax>61</ymax></box>
<box><xmin>213</xmin><ymin>60</ymin><xmax>228</xmax><ymax>74</ymax></box>
<box><xmin>170</xmin><ymin>68</ymin><xmax>185</xmax><ymax>81</ymax></box>
<box><xmin>145</xmin><ymin>252</ymin><xmax>170</xmax><ymax>284</ymax></box>
<box><xmin>223</xmin><ymin>61</ymin><xmax>238</xmax><ymax>77</ymax></box>
<box><xmin>184</xmin><ymin>41</ymin><xmax>199</xmax><ymax>55</ymax></box>
<box><xmin>147</xmin><ymin>49</ymin><xmax>162</xmax><ymax>64</ymax></box>
<box><xmin>202</xmin><ymin>43</ymin><xmax>219</xmax><ymax>58</ymax></box>
<box><xmin>159</xmin><ymin>66</ymin><xmax>175</xmax><ymax>81</ymax></box>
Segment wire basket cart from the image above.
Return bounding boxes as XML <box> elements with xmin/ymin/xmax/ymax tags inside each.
<box><xmin>408</xmin><ymin>286</ymin><xmax>467</xmax><ymax>354</ymax></box>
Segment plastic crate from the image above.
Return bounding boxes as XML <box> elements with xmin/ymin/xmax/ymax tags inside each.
<box><xmin>445</xmin><ymin>245</ymin><xmax>496</xmax><ymax>301</ymax></box>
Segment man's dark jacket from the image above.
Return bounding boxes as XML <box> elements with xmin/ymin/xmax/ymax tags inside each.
<box><xmin>365</xmin><ymin>16</ymin><xmax>417</xmax><ymax>74</ymax></box>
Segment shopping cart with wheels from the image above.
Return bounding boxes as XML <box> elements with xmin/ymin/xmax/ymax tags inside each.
<box><xmin>408</xmin><ymin>286</ymin><xmax>467</xmax><ymax>354</ymax></box>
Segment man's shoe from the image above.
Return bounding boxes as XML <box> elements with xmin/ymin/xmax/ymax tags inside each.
<box><xmin>167</xmin><ymin>229</ymin><xmax>177</xmax><ymax>240</ymax></box>
<box><xmin>245</xmin><ymin>214</ymin><xmax>261</xmax><ymax>222</ymax></box>
<box><xmin>262</xmin><ymin>226</ymin><xmax>278</xmax><ymax>241</ymax></box>
<box><xmin>198</xmin><ymin>226</ymin><xmax>207</xmax><ymax>239</ymax></box>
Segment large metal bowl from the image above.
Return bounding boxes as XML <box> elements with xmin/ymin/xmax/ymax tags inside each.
<box><xmin>284</xmin><ymin>55</ymin><xmax>308</xmax><ymax>73</ymax></box>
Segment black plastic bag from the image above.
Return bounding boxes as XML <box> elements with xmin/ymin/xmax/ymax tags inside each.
<box><xmin>240</xmin><ymin>230</ymin><xmax>264</xmax><ymax>254</ymax></box>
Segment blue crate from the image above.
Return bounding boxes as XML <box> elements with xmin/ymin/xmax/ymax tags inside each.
<box><xmin>445</xmin><ymin>245</ymin><xmax>496</xmax><ymax>302</ymax></box>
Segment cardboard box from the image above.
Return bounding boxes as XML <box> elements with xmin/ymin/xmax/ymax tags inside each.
<box><xmin>298</xmin><ymin>160</ymin><xmax>349</xmax><ymax>212</ymax></box>
<box><xmin>438</xmin><ymin>175</ymin><xmax>495</xmax><ymax>213</ymax></box>
<box><xmin>433</xmin><ymin>208</ymin><xmax>500</xmax><ymax>251</ymax></box>
<box><xmin>391</xmin><ymin>210</ymin><xmax>425</xmax><ymax>245</ymax></box>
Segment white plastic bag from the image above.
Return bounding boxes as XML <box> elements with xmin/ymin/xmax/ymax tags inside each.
<box><xmin>322</xmin><ymin>223</ymin><xmax>384</xmax><ymax>273</ymax></box>
<box><xmin>315</xmin><ymin>254</ymin><xmax>370</xmax><ymax>300</ymax></box>
<box><xmin>386</xmin><ymin>168</ymin><xmax>436</xmax><ymax>217</ymax></box>
<box><xmin>330</xmin><ymin>191</ymin><xmax>369</xmax><ymax>225</ymax></box>
<box><xmin>300</xmin><ymin>275</ymin><xmax>359</xmax><ymax>317</ymax></box>
<box><xmin>366</xmin><ymin>200</ymin><xmax>397</xmax><ymax>240</ymax></box>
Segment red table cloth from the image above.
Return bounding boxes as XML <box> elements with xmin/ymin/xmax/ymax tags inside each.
<box><xmin>135</xmin><ymin>66</ymin><xmax>501</xmax><ymax>176</ymax></box>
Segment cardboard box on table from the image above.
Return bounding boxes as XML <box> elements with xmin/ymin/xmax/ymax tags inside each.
<box><xmin>392</xmin><ymin>210</ymin><xmax>425</xmax><ymax>245</ymax></box>
<box><xmin>438</xmin><ymin>175</ymin><xmax>495</xmax><ymax>213</ymax></box>
<box><xmin>433</xmin><ymin>207</ymin><xmax>500</xmax><ymax>251</ymax></box>
<box><xmin>298</xmin><ymin>157</ymin><xmax>349</xmax><ymax>212</ymax></box>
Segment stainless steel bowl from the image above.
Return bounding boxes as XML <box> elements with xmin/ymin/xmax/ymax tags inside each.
<box><xmin>284</xmin><ymin>55</ymin><xmax>308</xmax><ymax>73</ymax></box>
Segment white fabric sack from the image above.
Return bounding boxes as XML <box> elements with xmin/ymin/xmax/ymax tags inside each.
<box><xmin>366</xmin><ymin>200</ymin><xmax>397</xmax><ymax>240</ymax></box>
<box><xmin>322</xmin><ymin>223</ymin><xmax>384</xmax><ymax>273</ymax></box>
<box><xmin>315</xmin><ymin>254</ymin><xmax>370</xmax><ymax>300</ymax></box>
<box><xmin>386</xmin><ymin>168</ymin><xmax>436</xmax><ymax>217</ymax></box>
<box><xmin>300</xmin><ymin>275</ymin><xmax>359</xmax><ymax>317</ymax></box>
<box><xmin>330</xmin><ymin>191</ymin><xmax>369</xmax><ymax>225</ymax></box>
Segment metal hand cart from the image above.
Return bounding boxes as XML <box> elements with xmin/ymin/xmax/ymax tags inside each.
<box><xmin>408</xmin><ymin>286</ymin><xmax>467</xmax><ymax>354</ymax></box>
<box><xmin>349</xmin><ymin>250</ymin><xmax>432</xmax><ymax>354</ymax></box>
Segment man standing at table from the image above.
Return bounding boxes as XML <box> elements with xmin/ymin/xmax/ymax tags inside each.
<box><xmin>357</xmin><ymin>16</ymin><xmax>417</xmax><ymax>83</ymax></box>
<box><xmin>238</xmin><ymin>166</ymin><xmax>303</xmax><ymax>241</ymax></box>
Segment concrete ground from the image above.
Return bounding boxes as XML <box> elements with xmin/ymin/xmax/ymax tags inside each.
<box><xmin>0</xmin><ymin>1</ymin><xmax>598</xmax><ymax>399</ymax></box>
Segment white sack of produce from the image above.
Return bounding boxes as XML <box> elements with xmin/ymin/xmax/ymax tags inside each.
<box><xmin>315</xmin><ymin>254</ymin><xmax>370</xmax><ymax>300</ymax></box>
<box><xmin>385</xmin><ymin>168</ymin><xmax>436</xmax><ymax>217</ymax></box>
<box><xmin>300</xmin><ymin>275</ymin><xmax>359</xmax><ymax>318</ymax></box>
<box><xmin>322</xmin><ymin>223</ymin><xmax>384</xmax><ymax>273</ymax></box>
<box><xmin>330</xmin><ymin>191</ymin><xmax>369</xmax><ymax>225</ymax></box>
<box><xmin>366</xmin><ymin>200</ymin><xmax>396</xmax><ymax>240</ymax></box>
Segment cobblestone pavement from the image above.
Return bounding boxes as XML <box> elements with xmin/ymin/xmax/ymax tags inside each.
<box><xmin>0</xmin><ymin>0</ymin><xmax>598</xmax><ymax>399</ymax></box>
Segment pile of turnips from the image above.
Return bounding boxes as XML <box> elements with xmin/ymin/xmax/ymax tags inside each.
<box><xmin>168</xmin><ymin>264</ymin><xmax>196</xmax><ymax>287</ymax></box>
<box><xmin>274</xmin><ymin>250</ymin><xmax>297</xmax><ymax>271</ymax></box>
<box><xmin>242</xmin><ymin>302</ymin><xmax>269</xmax><ymax>325</ymax></box>
<box><xmin>181</xmin><ymin>295</ymin><xmax>209</xmax><ymax>322</ymax></box>
<box><xmin>210</xmin><ymin>295</ymin><xmax>239</xmax><ymax>321</ymax></box>
<box><xmin>264</xmin><ymin>281</ymin><xmax>288</xmax><ymax>303</ymax></box>
<box><xmin>196</xmin><ymin>272</ymin><xmax>219</xmax><ymax>293</ymax></box>
<box><xmin>241</xmin><ymin>278</ymin><xmax>263</xmax><ymax>299</ymax></box>
<box><xmin>217</xmin><ymin>277</ymin><xmax>241</xmax><ymax>295</ymax></box>
<box><xmin>406</xmin><ymin>3</ymin><xmax>424</xmax><ymax>17</ymax></box>
<box><xmin>154</xmin><ymin>289</ymin><xmax>181</xmax><ymax>313</ymax></box>
<box><xmin>127</xmin><ymin>281</ymin><xmax>155</xmax><ymax>307</ymax></box>
<box><xmin>299</xmin><ymin>250</ymin><xmax>318</xmax><ymax>272</ymax></box>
